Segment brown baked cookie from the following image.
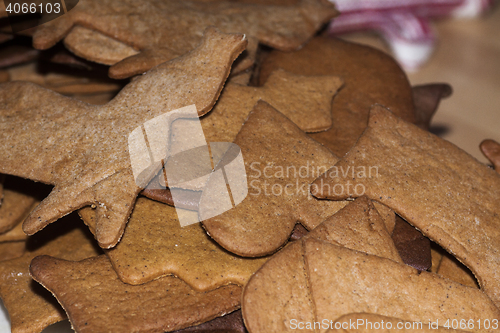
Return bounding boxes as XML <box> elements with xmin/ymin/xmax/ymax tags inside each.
<box><xmin>33</xmin><ymin>0</ymin><xmax>337</xmax><ymax>79</ymax></box>
<box><xmin>201</xmin><ymin>101</ymin><xmax>348</xmax><ymax>257</ymax></box>
<box><xmin>258</xmin><ymin>36</ymin><xmax>415</xmax><ymax>157</ymax></box>
<box><xmin>480</xmin><ymin>139</ymin><xmax>500</xmax><ymax>171</ymax></box>
<box><xmin>78</xmin><ymin>197</ymin><xmax>267</xmax><ymax>290</ymax></box>
<box><xmin>0</xmin><ymin>29</ymin><xmax>246</xmax><ymax>249</ymax></box>
<box><xmin>0</xmin><ymin>215</ymin><xmax>100</xmax><ymax>333</ymax></box>
<box><xmin>242</xmin><ymin>238</ymin><xmax>500</xmax><ymax>333</ymax></box>
<box><xmin>391</xmin><ymin>215</ymin><xmax>431</xmax><ymax>271</ymax></box>
<box><xmin>412</xmin><ymin>83</ymin><xmax>453</xmax><ymax>130</ymax></box>
<box><xmin>311</xmin><ymin>105</ymin><xmax>500</xmax><ymax>308</ymax></box>
<box><xmin>30</xmin><ymin>255</ymin><xmax>242</xmax><ymax>333</ymax></box>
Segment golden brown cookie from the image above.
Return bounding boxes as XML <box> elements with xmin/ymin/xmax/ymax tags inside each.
<box><xmin>258</xmin><ymin>37</ymin><xmax>415</xmax><ymax>156</ymax></box>
<box><xmin>243</xmin><ymin>238</ymin><xmax>500</xmax><ymax>333</ymax></box>
<box><xmin>79</xmin><ymin>197</ymin><xmax>267</xmax><ymax>290</ymax></box>
<box><xmin>30</xmin><ymin>255</ymin><xmax>242</xmax><ymax>333</ymax></box>
<box><xmin>0</xmin><ymin>28</ymin><xmax>246</xmax><ymax>249</ymax></box>
<box><xmin>0</xmin><ymin>215</ymin><xmax>99</xmax><ymax>333</ymax></box>
<box><xmin>311</xmin><ymin>105</ymin><xmax>500</xmax><ymax>308</ymax></box>
<box><xmin>202</xmin><ymin>101</ymin><xmax>348</xmax><ymax>257</ymax></box>
<box><xmin>33</xmin><ymin>0</ymin><xmax>337</xmax><ymax>79</ymax></box>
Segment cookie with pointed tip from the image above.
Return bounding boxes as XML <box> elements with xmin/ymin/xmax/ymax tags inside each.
<box><xmin>0</xmin><ymin>215</ymin><xmax>99</xmax><ymax>333</ymax></box>
<box><xmin>30</xmin><ymin>255</ymin><xmax>242</xmax><ymax>333</ymax></box>
<box><xmin>0</xmin><ymin>241</ymin><xmax>25</xmax><ymax>261</ymax></box>
<box><xmin>391</xmin><ymin>215</ymin><xmax>431</xmax><ymax>271</ymax></box>
<box><xmin>438</xmin><ymin>252</ymin><xmax>478</xmax><ymax>288</ymax></box>
<box><xmin>78</xmin><ymin>197</ymin><xmax>267</xmax><ymax>290</ymax></box>
<box><xmin>201</xmin><ymin>101</ymin><xmax>348</xmax><ymax>257</ymax></box>
<box><xmin>412</xmin><ymin>83</ymin><xmax>452</xmax><ymax>130</ymax></box>
<box><xmin>242</xmin><ymin>238</ymin><xmax>500</xmax><ymax>333</ymax></box>
<box><xmin>480</xmin><ymin>139</ymin><xmax>500</xmax><ymax>171</ymax></box>
<box><xmin>327</xmin><ymin>313</ymin><xmax>469</xmax><ymax>333</ymax></box>
<box><xmin>259</xmin><ymin>36</ymin><xmax>415</xmax><ymax>157</ymax></box>
<box><xmin>33</xmin><ymin>0</ymin><xmax>337</xmax><ymax>79</ymax></box>
<box><xmin>0</xmin><ymin>28</ymin><xmax>246</xmax><ymax>249</ymax></box>
<box><xmin>311</xmin><ymin>105</ymin><xmax>500</xmax><ymax>308</ymax></box>
<box><xmin>306</xmin><ymin>196</ymin><xmax>402</xmax><ymax>263</ymax></box>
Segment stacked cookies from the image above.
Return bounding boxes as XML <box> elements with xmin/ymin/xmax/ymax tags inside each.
<box><xmin>0</xmin><ymin>1</ymin><xmax>499</xmax><ymax>332</ymax></box>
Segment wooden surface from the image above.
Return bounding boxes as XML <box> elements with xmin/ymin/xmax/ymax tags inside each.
<box><xmin>341</xmin><ymin>7</ymin><xmax>500</xmax><ymax>164</ymax></box>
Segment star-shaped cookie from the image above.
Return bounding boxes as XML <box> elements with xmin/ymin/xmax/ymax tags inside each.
<box><xmin>0</xmin><ymin>28</ymin><xmax>247</xmax><ymax>248</ymax></box>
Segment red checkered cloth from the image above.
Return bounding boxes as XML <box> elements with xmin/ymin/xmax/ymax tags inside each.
<box><xmin>328</xmin><ymin>0</ymin><xmax>494</xmax><ymax>70</ymax></box>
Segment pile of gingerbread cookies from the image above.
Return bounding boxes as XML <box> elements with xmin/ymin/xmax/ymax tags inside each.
<box><xmin>1</xmin><ymin>0</ymin><xmax>500</xmax><ymax>332</ymax></box>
